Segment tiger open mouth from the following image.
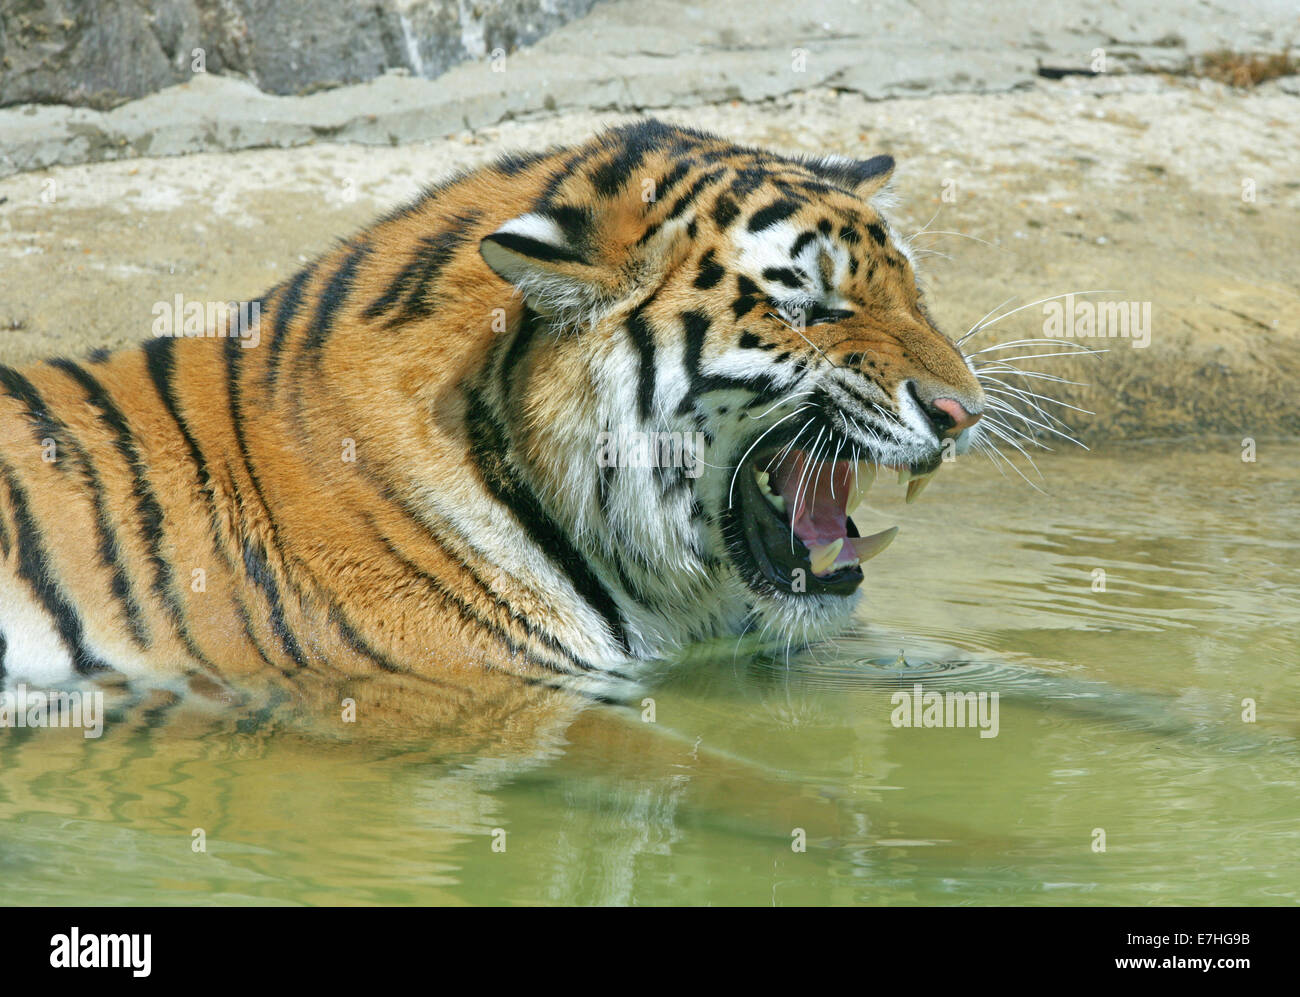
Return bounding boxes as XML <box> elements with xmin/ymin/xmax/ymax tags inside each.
<box><xmin>728</xmin><ymin>437</ymin><xmax>942</xmax><ymax>598</ymax></box>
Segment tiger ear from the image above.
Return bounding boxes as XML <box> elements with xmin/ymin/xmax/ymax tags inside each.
<box><xmin>480</xmin><ymin>200</ymin><xmax>690</xmax><ymax>324</ymax></box>
<box><xmin>806</xmin><ymin>154</ymin><xmax>895</xmax><ymax>200</ymax></box>
<box><xmin>480</xmin><ymin>209</ymin><xmax>621</xmax><ymax>322</ymax></box>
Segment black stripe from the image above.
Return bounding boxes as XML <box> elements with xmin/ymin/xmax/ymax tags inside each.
<box><xmin>791</xmin><ymin>231</ymin><xmax>817</xmax><ymax>257</ymax></box>
<box><xmin>866</xmin><ymin>222</ymin><xmax>888</xmax><ymax>246</ymax></box>
<box><xmin>653</xmin><ymin>161</ymin><xmax>692</xmax><ymax>203</ymax></box>
<box><xmin>366</xmin><ymin>521</ymin><xmax>602</xmax><ymax>677</ymax></box>
<box><xmin>266</xmin><ymin>264</ymin><xmax>316</xmax><ymax>390</ymax></box>
<box><xmin>731</xmin><ymin>294</ymin><xmax>760</xmax><ymax>320</ymax></box>
<box><xmin>0</xmin><ymin>460</ymin><xmax>113</xmax><ymax>676</ymax></box>
<box><xmin>546</xmin><ymin>204</ymin><xmax>594</xmax><ymax>249</ymax></box>
<box><xmin>329</xmin><ymin>607</ymin><xmax>402</xmax><ymax>673</ymax></box>
<box><xmin>142</xmin><ymin>338</ymin><xmax>215</xmax><ymax>516</ymax></box>
<box><xmin>748</xmin><ymin>198</ymin><xmax>802</xmax><ymax>232</ymax></box>
<box><xmin>364</xmin><ymin>243</ymin><xmax>428</xmax><ymax>321</ymax></box>
<box><xmin>664</xmin><ymin>168</ymin><xmax>725</xmax><ymax>222</ymax></box>
<box><xmin>370</xmin><ymin>214</ymin><xmax>480</xmax><ymax>329</ymax></box>
<box><xmin>497</xmin><ymin>307</ymin><xmax>541</xmax><ymax>408</ymax></box>
<box><xmin>762</xmin><ymin>266</ymin><xmax>806</xmax><ymax>289</ymax></box>
<box><xmin>626</xmin><ymin>303</ymin><xmax>657</xmax><ymax>421</ymax></box>
<box><xmin>533</xmin><ymin>148</ymin><xmax>598</xmax><ymax>211</ymax></box>
<box><xmin>732</xmin><ymin>272</ymin><xmax>763</xmax><ymax>319</ymax></box>
<box><xmin>465</xmin><ymin>386</ymin><xmax>631</xmax><ymax>655</ymax></box>
<box><xmin>730</xmin><ymin>170</ymin><xmax>766</xmax><ymax>199</ymax></box>
<box><xmin>226</xmin><ymin>336</ymin><xmax>311</xmax><ymax>671</ymax></box>
<box><xmin>482</xmin><ymin>230</ymin><xmax>587</xmax><ymax>266</ymax></box>
<box><xmin>692</xmin><ymin>370</ymin><xmax>790</xmax><ymax>401</ymax></box>
<box><xmin>494</xmin><ymin>149</ymin><xmax>550</xmax><ymax>176</ymax></box>
<box><xmin>693</xmin><ymin>249</ymin><xmax>725</xmax><ymax>289</ymax></box>
<box><xmin>676</xmin><ymin>310</ymin><xmax>711</xmax><ymax>416</ymax></box>
<box><xmin>72</xmin><ymin>443</ymin><xmax>152</xmax><ymax>648</ymax></box>
<box><xmin>589</xmin><ymin>122</ymin><xmax>677</xmax><ymax>197</ymax></box>
<box><xmin>50</xmin><ymin>359</ymin><xmax>219</xmax><ymax>668</ymax></box>
<box><xmin>142</xmin><ymin>336</ymin><xmax>280</xmax><ymax>672</ymax></box>
<box><xmin>304</xmin><ymin>242</ymin><xmax>370</xmax><ymax>355</ymax></box>
<box><xmin>597</xmin><ymin>456</ymin><xmax>615</xmax><ymax>523</ymax></box>
<box><xmin>712</xmin><ymin>193</ymin><xmax>740</xmax><ymax>229</ymax></box>
<box><xmin>242</xmin><ymin>539</ymin><xmax>308</xmax><ymax>669</ymax></box>
<box><xmin>0</xmin><ymin>365</ymin><xmax>67</xmax><ymax>469</ymax></box>
<box><xmin>16</xmin><ymin>361</ymin><xmax>153</xmax><ymax>647</ymax></box>
<box><xmin>519</xmin><ymin>673</ymin><xmax>626</xmax><ymax>707</ymax></box>
<box><xmin>834</xmin><ymin>378</ymin><xmax>890</xmax><ymax>422</ymax></box>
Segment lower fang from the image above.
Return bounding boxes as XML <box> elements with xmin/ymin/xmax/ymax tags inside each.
<box><xmin>848</xmin><ymin>526</ymin><xmax>898</xmax><ymax>562</ymax></box>
<box><xmin>809</xmin><ymin>538</ymin><xmax>844</xmax><ymax>575</ymax></box>
<box><xmin>765</xmin><ymin>492</ymin><xmax>786</xmax><ymax>514</ymax></box>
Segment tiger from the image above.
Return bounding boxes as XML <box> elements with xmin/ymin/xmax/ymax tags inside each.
<box><xmin>0</xmin><ymin>119</ymin><xmax>984</xmax><ymax>704</ymax></box>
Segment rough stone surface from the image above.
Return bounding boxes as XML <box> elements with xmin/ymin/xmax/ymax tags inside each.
<box><xmin>0</xmin><ymin>0</ymin><xmax>1296</xmax><ymax>178</ymax></box>
<box><xmin>0</xmin><ymin>0</ymin><xmax>601</xmax><ymax>109</ymax></box>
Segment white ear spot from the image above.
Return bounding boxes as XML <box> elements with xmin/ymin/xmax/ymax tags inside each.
<box><xmin>496</xmin><ymin>212</ymin><xmax>566</xmax><ymax>246</ymax></box>
<box><xmin>480</xmin><ymin>212</ymin><xmax>585</xmax><ymax>281</ymax></box>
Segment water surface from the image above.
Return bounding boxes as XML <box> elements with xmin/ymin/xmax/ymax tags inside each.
<box><xmin>2</xmin><ymin>442</ymin><xmax>1296</xmax><ymax>905</ymax></box>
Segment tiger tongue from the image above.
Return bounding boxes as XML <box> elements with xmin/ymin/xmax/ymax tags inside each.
<box><xmin>771</xmin><ymin>452</ymin><xmax>854</xmax><ymax>550</ymax></box>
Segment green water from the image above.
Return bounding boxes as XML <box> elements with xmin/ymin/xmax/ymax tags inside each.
<box><xmin>2</xmin><ymin>442</ymin><xmax>1297</xmax><ymax>906</ymax></box>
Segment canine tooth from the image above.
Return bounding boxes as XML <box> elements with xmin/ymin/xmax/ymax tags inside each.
<box><xmin>848</xmin><ymin>462</ymin><xmax>876</xmax><ymax>514</ymax></box>
<box><xmin>848</xmin><ymin>526</ymin><xmax>898</xmax><ymax>563</ymax></box>
<box><xmin>809</xmin><ymin>538</ymin><xmax>844</xmax><ymax>575</ymax></box>
<box><xmin>905</xmin><ymin>473</ymin><xmax>934</xmax><ymax>504</ymax></box>
<box><xmin>765</xmin><ymin>492</ymin><xmax>786</xmax><ymax>514</ymax></box>
<box><xmin>756</xmin><ymin>470</ymin><xmax>771</xmax><ymax>493</ymax></box>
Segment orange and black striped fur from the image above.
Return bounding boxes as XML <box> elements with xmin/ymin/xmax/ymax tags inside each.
<box><xmin>0</xmin><ymin>120</ymin><xmax>985</xmax><ymax>701</ymax></box>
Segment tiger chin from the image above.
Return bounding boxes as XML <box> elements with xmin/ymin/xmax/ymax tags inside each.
<box><xmin>0</xmin><ymin>119</ymin><xmax>984</xmax><ymax>703</ymax></box>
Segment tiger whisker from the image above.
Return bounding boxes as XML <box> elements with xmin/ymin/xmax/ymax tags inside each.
<box><xmin>973</xmin><ymin>364</ymin><xmax>1088</xmax><ymax>387</ymax></box>
<box><xmin>982</xmin><ymin>391</ymin><xmax>1071</xmax><ymax>440</ymax></box>
<box><xmin>745</xmin><ymin>390</ymin><xmax>816</xmax><ymax>421</ymax></box>
<box><xmin>976</xmin><ymin>426</ymin><xmax>1050</xmax><ymax>493</ymax></box>
<box><xmin>962</xmin><ymin>288</ymin><xmax>1120</xmax><ymax>344</ymax></box>
<box><xmin>726</xmin><ymin>407</ymin><xmax>811</xmax><ymax>508</ymax></box>
<box><xmin>983</xmin><ymin>397</ymin><xmax>1089</xmax><ymax>449</ymax></box>
<box><xmin>981</xmin><ymin>379</ymin><xmax>1094</xmax><ymax>418</ymax></box>
<box><xmin>911</xmin><ymin>229</ymin><xmax>1001</xmax><ymax>250</ymax></box>
<box><xmin>981</xmin><ymin>349</ymin><xmax>1108</xmax><ymax>363</ymax></box>
<box><xmin>958</xmin><ymin>295</ymin><xmax>1018</xmax><ymax>345</ymax></box>
<box><xmin>968</xmin><ymin>338</ymin><xmax>1099</xmax><ymax>356</ymax></box>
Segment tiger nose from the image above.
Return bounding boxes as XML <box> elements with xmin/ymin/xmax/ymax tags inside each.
<box><xmin>928</xmin><ymin>397</ymin><xmax>982</xmax><ymax>437</ymax></box>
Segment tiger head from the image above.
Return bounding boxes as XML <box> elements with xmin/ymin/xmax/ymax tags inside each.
<box><xmin>473</xmin><ymin>121</ymin><xmax>984</xmax><ymax>661</ymax></box>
